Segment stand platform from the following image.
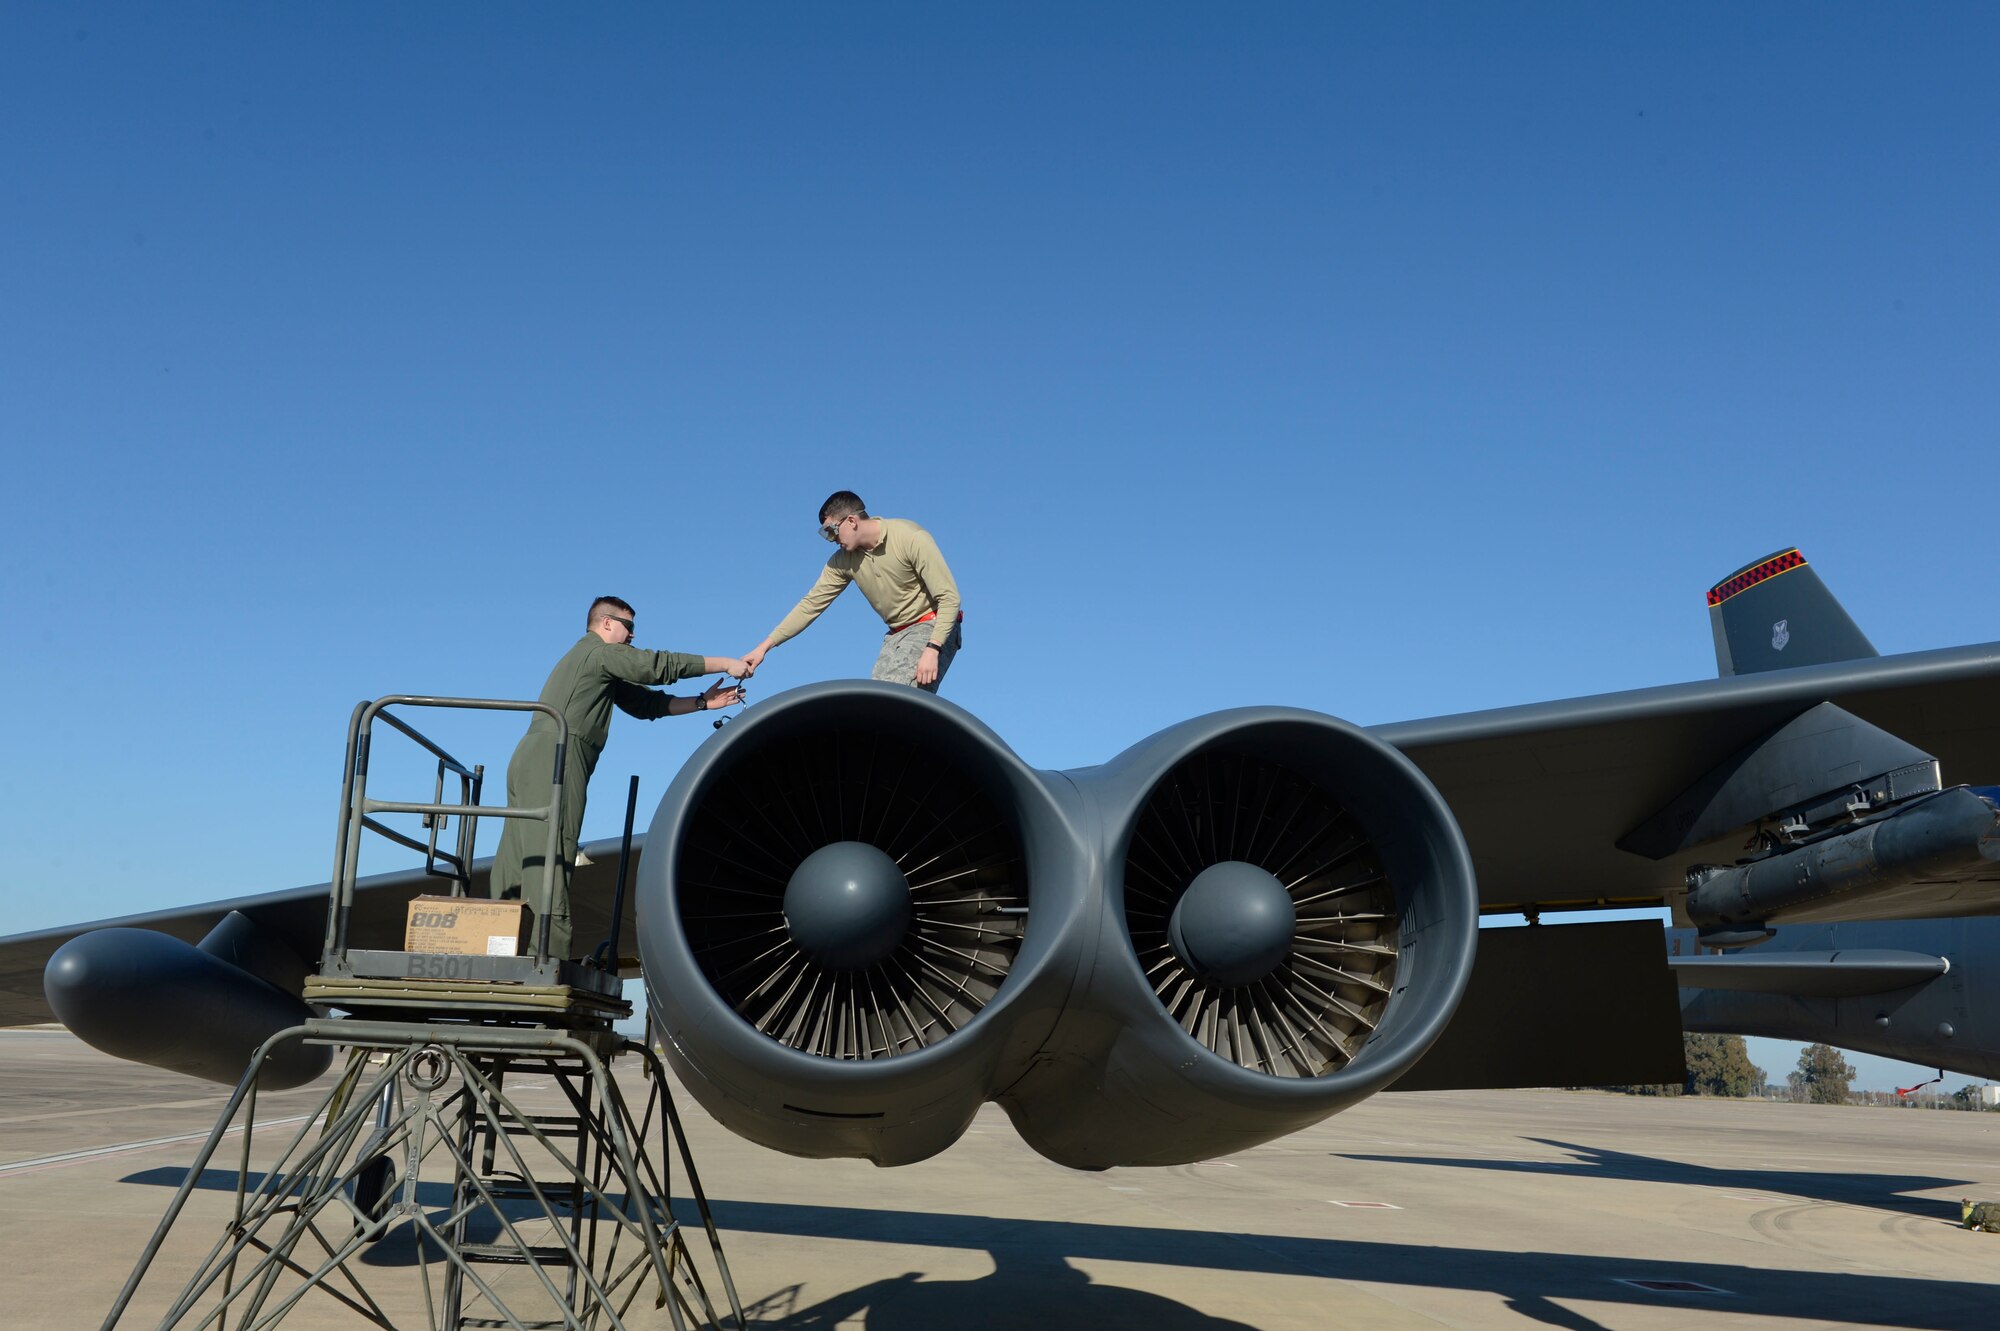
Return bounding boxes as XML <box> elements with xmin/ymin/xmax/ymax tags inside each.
<box><xmin>306</xmin><ymin>967</ymin><xmax>632</xmax><ymax>1024</ymax></box>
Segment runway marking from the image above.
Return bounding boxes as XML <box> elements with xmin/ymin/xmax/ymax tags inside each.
<box><xmin>1328</xmin><ymin>1200</ymin><xmax>1401</xmax><ymax>1209</ymax></box>
<box><xmin>0</xmin><ymin>1115</ymin><xmax>311</xmax><ymax>1180</ymax></box>
<box><xmin>1721</xmin><ymin>1193</ymin><xmax>1794</xmax><ymax>1203</ymax></box>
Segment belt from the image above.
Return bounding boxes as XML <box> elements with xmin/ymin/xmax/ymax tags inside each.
<box><xmin>889</xmin><ymin>610</ymin><xmax>964</xmax><ymax>634</ymax></box>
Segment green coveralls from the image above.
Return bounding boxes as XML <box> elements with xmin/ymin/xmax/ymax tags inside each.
<box><xmin>490</xmin><ymin>634</ymin><xmax>707</xmax><ymax>959</ymax></box>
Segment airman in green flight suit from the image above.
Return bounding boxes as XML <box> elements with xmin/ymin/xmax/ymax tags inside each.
<box><xmin>492</xmin><ymin>595</ymin><xmax>750</xmax><ymax>959</ymax></box>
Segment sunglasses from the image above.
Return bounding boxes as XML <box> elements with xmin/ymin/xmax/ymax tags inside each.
<box><xmin>607</xmin><ymin>615</ymin><xmax>636</xmax><ymax>636</ymax></box>
<box><xmin>818</xmin><ymin>515</ymin><xmax>852</xmax><ymax>543</ymax></box>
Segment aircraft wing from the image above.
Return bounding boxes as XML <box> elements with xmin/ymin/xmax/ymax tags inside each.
<box><xmin>1375</xmin><ymin>641</ymin><xmax>2000</xmax><ymax>914</ymax></box>
<box><xmin>0</xmin><ymin>837</ymin><xmax>645</xmax><ymax>1026</ymax></box>
<box><xmin>8</xmin><ymin>640</ymin><xmax>2000</xmax><ymax>1027</ymax></box>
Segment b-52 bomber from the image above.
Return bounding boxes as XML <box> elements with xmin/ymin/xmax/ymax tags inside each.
<box><xmin>2</xmin><ymin>549</ymin><xmax>1996</xmax><ymax>1170</ymax></box>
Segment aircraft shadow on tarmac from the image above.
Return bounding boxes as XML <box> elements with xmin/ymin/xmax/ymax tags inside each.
<box><xmin>1335</xmin><ymin>1137</ymin><xmax>1974</xmax><ymax>1223</ymax></box>
<box><xmin>122</xmin><ymin>1169</ymin><xmax>1992</xmax><ymax>1330</ymax></box>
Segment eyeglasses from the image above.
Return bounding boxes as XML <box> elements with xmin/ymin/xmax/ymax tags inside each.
<box><xmin>607</xmin><ymin>615</ymin><xmax>635</xmax><ymax>637</ymax></box>
<box><xmin>818</xmin><ymin>515</ymin><xmax>852</xmax><ymax>543</ymax></box>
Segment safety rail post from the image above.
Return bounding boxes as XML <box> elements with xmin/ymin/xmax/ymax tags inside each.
<box><xmin>455</xmin><ymin>761</ymin><xmax>485</xmax><ymax>896</ymax></box>
<box><xmin>592</xmin><ymin>775</ymin><xmax>641</xmax><ymax>976</ymax></box>
<box><xmin>322</xmin><ymin>701</ymin><xmax>371</xmax><ymax>966</ymax></box>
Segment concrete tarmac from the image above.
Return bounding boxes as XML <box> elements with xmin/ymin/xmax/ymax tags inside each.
<box><xmin>2</xmin><ymin>1027</ymin><xmax>1997</xmax><ymax>1330</ymax></box>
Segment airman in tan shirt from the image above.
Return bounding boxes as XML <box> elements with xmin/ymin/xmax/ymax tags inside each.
<box><xmin>744</xmin><ymin>491</ymin><xmax>964</xmax><ymax>691</ymax></box>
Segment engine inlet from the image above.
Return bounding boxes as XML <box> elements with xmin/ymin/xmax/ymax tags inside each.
<box><xmin>676</xmin><ymin>724</ymin><xmax>1027</xmax><ymax>1060</ymax></box>
<box><xmin>1125</xmin><ymin>749</ymin><xmax>1399</xmax><ymax>1077</ymax></box>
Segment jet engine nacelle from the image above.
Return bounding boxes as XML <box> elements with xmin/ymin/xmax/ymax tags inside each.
<box><xmin>639</xmin><ymin>682</ymin><xmax>1477</xmax><ymax>1169</ymax></box>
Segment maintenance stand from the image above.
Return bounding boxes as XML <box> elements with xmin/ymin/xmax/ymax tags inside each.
<box><xmin>102</xmin><ymin>696</ymin><xmax>744</xmax><ymax>1331</ymax></box>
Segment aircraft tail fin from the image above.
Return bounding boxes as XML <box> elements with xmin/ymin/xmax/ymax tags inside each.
<box><xmin>1708</xmin><ymin>549</ymin><xmax>1877</xmax><ymax>677</ymax></box>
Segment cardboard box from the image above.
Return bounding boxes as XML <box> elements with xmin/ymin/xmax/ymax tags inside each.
<box><xmin>404</xmin><ymin>895</ymin><xmax>527</xmax><ymax>957</ymax></box>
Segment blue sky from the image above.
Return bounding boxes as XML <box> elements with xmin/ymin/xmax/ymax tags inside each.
<box><xmin>3</xmin><ymin>5</ymin><xmax>1995</xmax><ymax>1093</ymax></box>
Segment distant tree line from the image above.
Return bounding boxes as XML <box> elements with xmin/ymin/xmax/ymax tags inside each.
<box><xmin>1597</xmin><ymin>1038</ymin><xmax>1997</xmax><ymax>1108</ymax></box>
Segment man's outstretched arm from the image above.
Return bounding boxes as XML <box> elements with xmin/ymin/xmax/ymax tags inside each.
<box><xmin>614</xmin><ymin>679</ymin><xmax>746</xmax><ymax>719</ymax></box>
<box><xmin>745</xmin><ymin>561</ymin><xmax>851</xmax><ymax>672</ymax></box>
<box><xmin>599</xmin><ymin>644</ymin><xmax>752</xmax><ymax>685</ymax></box>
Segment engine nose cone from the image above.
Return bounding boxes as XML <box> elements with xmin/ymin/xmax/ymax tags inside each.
<box><xmin>1167</xmin><ymin>861</ymin><xmax>1297</xmax><ymax>986</ymax></box>
<box><xmin>784</xmin><ymin>840</ymin><xmax>913</xmax><ymax>969</ymax></box>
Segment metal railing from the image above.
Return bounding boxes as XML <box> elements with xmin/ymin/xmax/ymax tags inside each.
<box><xmin>322</xmin><ymin>695</ymin><xmax>570</xmax><ymax>968</ymax></box>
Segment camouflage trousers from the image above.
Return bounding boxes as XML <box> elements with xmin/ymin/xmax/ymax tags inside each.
<box><xmin>871</xmin><ymin>617</ymin><xmax>962</xmax><ymax>693</ymax></box>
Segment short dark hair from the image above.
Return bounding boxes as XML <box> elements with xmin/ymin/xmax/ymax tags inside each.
<box><xmin>818</xmin><ymin>490</ymin><xmax>867</xmax><ymax>524</ymax></box>
<box><xmin>587</xmin><ymin>595</ymin><xmax>634</xmax><ymax>628</ymax></box>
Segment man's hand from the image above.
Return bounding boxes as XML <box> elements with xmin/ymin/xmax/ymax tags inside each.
<box><xmin>914</xmin><ymin>647</ymin><xmax>940</xmax><ymax>687</ymax></box>
<box><xmin>741</xmin><ymin>645</ymin><xmax>767</xmax><ymax>676</ymax></box>
<box><xmin>718</xmin><ymin>657</ymin><xmax>754</xmax><ymax>680</ymax></box>
<box><xmin>702</xmin><ymin>680</ymin><xmax>747</xmax><ymax>711</ymax></box>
